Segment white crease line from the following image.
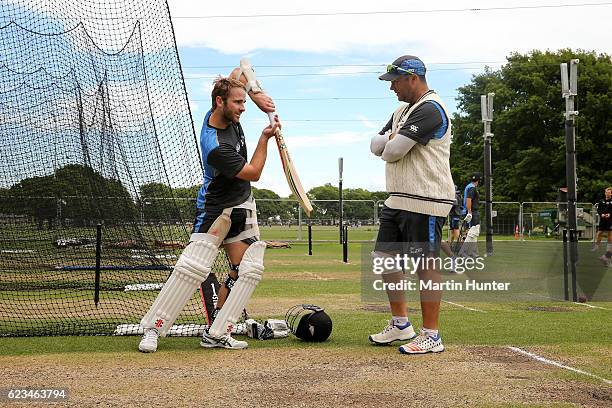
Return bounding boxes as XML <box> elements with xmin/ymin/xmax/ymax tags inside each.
<box><xmin>526</xmin><ymin>292</ymin><xmax>610</xmax><ymax>310</ymax></box>
<box><xmin>508</xmin><ymin>346</ymin><xmax>612</xmax><ymax>385</ymax></box>
<box><xmin>442</xmin><ymin>300</ymin><xmax>485</xmax><ymax>312</ymax></box>
<box><xmin>572</xmin><ymin>302</ymin><xmax>609</xmax><ymax>310</ymax></box>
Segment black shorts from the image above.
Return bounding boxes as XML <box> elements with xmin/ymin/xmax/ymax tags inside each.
<box><xmin>599</xmin><ymin>216</ymin><xmax>612</xmax><ymax>232</ymax></box>
<box><xmin>450</xmin><ymin>216</ymin><xmax>460</xmax><ymax>230</ymax></box>
<box><xmin>375</xmin><ymin>205</ymin><xmax>445</xmax><ymax>257</ymax></box>
<box><xmin>192</xmin><ymin>208</ymin><xmax>257</xmax><ymax>244</ymax></box>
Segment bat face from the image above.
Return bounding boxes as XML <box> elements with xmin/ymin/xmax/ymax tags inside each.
<box><xmin>274</xmin><ymin>131</ymin><xmax>313</xmax><ymax>216</ymax></box>
<box><xmin>239</xmin><ymin>57</ymin><xmax>312</xmax><ymax>217</ymax></box>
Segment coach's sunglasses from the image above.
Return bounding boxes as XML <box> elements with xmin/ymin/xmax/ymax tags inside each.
<box><xmin>386</xmin><ymin>64</ymin><xmax>416</xmax><ymax>75</ymax></box>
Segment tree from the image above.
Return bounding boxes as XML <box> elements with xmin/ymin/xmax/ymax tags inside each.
<box><xmin>308</xmin><ymin>183</ymin><xmax>340</xmax><ymax>222</ymax></box>
<box><xmin>8</xmin><ymin>164</ymin><xmax>137</xmax><ymax>227</ymax></box>
<box><xmin>139</xmin><ymin>182</ymin><xmax>182</xmax><ymax>221</ymax></box>
<box><xmin>344</xmin><ymin>188</ymin><xmax>376</xmax><ymax>222</ymax></box>
<box><xmin>172</xmin><ymin>184</ymin><xmax>200</xmax><ymax>221</ymax></box>
<box><xmin>451</xmin><ymin>49</ymin><xmax>612</xmax><ymax>203</ymax></box>
<box><xmin>252</xmin><ymin>187</ymin><xmax>294</xmax><ymax>222</ymax></box>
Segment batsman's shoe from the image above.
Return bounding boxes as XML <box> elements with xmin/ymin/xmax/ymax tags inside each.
<box><xmin>398</xmin><ymin>330</ymin><xmax>445</xmax><ymax>354</ymax></box>
<box><xmin>369</xmin><ymin>320</ymin><xmax>416</xmax><ymax>345</ymax></box>
<box><xmin>200</xmin><ymin>331</ymin><xmax>248</xmax><ymax>350</ymax></box>
<box><xmin>599</xmin><ymin>255</ymin><xmax>612</xmax><ymax>267</ymax></box>
<box><xmin>138</xmin><ymin>328</ymin><xmax>159</xmax><ymax>353</ymax></box>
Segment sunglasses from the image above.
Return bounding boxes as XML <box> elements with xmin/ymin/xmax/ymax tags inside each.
<box><xmin>386</xmin><ymin>64</ymin><xmax>416</xmax><ymax>75</ymax></box>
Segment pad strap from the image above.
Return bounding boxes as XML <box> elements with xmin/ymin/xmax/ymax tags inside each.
<box><xmin>224</xmin><ymin>275</ymin><xmax>237</xmax><ymax>290</ymax></box>
<box><xmin>224</xmin><ymin>197</ymin><xmax>260</xmax><ymax>244</ymax></box>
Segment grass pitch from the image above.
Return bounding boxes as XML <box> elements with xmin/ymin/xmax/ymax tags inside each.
<box><xmin>1</xmin><ymin>241</ymin><xmax>610</xmax><ymax>407</ymax></box>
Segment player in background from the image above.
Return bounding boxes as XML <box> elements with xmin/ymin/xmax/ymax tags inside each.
<box><xmin>441</xmin><ymin>185</ymin><xmax>462</xmax><ymax>260</ymax></box>
<box><xmin>458</xmin><ymin>173</ymin><xmax>481</xmax><ymax>258</ymax></box>
<box><xmin>593</xmin><ymin>187</ymin><xmax>612</xmax><ymax>266</ymax></box>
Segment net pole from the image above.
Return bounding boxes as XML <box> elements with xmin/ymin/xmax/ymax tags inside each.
<box><xmin>561</xmin><ymin>60</ymin><xmax>579</xmax><ymax>302</ymax></box>
<box><xmin>94</xmin><ymin>223</ymin><xmax>102</xmax><ymax>307</ymax></box>
<box><xmin>481</xmin><ymin>93</ymin><xmax>494</xmax><ymax>256</ymax></box>
<box><xmin>308</xmin><ymin>224</ymin><xmax>312</xmax><ymax>256</ymax></box>
<box><xmin>339</xmin><ymin>157</ymin><xmax>343</xmax><ymax>244</ymax></box>
<box><xmin>342</xmin><ymin>225</ymin><xmax>348</xmax><ymax>263</ymax></box>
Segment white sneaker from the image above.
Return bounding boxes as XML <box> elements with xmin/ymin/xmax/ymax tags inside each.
<box><xmin>398</xmin><ymin>329</ymin><xmax>445</xmax><ymax>354</ymax></box>
<box><xmin>138</xmin><ymin>328</ymin><xmax>159</xmax><ymax>353</ymax></box>
<box><xmin>200</xmin><ymin>331</ymin><xmax>248</xmax><ymax>349</ymax></box>
<box><xmin>599</xmin><ymin>255</ymin><xmax>612</xmax><ymax>267</ymax></box>
<box><xmin>590</xmin><ymin>244</ymin><xmax>599</xmax><ymax>252</ymax></box>
<box><xmin>368</xmin><ymin>320</ymin><xmax>416</xmax><ymax>345</ymax></box>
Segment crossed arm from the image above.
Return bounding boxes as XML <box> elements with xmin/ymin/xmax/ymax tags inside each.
<box><xmin>371</xmin><ymin>102</ymin><xmax>445</xmax><ymax>162</ymax></box>
<box><xmin>370</xmin><ymin>132</ymin><xmax>417</xmax><ymax>162</ymax></box>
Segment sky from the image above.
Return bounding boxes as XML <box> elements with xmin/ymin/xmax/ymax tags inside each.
<box><xmin>3</xmin><ymin>0</ymin><xmax>610</xmax><ymax>196</ymax></box>
<box><xmin>165</xmin><ymin>0</ymin><xmax>612</xmax><ymax>196</ymax></box>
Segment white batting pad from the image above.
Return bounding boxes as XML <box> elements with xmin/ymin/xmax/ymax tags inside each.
<box><xmin>208</xmin><ymin>241</ymin><xmax>266</xmax><ymax>337</ymax></box>
<box><xmin>140</xmin><ymin>237</ymin><xmax>219</xmax><ymax>336</ymax></box>
<box><xmin>464</xmin><ymin>225</ymin><xmax>481</xmax><ymax>242</ymax></box>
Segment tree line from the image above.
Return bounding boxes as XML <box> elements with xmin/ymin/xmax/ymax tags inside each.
<box><xmin>2</xmin><ymin>49</ymin><xmax>609</xmax><ymax>228</ymax></box>
<box><xmin>451</xmin><ymin>49</ymin><xmax>611</xmax><ymax>203</ymax></box>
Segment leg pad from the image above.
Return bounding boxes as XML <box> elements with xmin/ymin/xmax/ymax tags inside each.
<box><xmin>140</xmin><ymin>239</ymin><xmax>219</xmax><ymax>336</ymax></box>
<box><xmin>208</xmin><ymin>241</ymin><xmax>266</xmax><ymax>337</ymax></box>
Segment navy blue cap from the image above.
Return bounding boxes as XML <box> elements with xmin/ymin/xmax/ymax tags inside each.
<box><xmin>379</xmin><ymin>55</ymin><xmax>426</xmax><ymax>81</ymax></box>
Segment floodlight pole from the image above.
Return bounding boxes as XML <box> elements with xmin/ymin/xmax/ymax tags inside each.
<box><xmin>339</xmin><ymin>157</ymin><xmax>344</xmax><ymax>244</ymax></box>
<box><xmin>481</xmin><ymin>93</ymin><xmax>494</xmax><ymax>256</ymax></box>
<box><xmin>561</xmin><ymin>60</ymin><xmax>579</xmax><ymax>302</ymax></box>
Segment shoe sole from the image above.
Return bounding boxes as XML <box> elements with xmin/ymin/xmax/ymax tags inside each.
<box><xmin>398</xmin><ymin>345</ymin><xmax>445</xmax><ymax>354</ymax></box>
<box><xmin>368</xmin><ymin>332</ymin><xmax>417</xmax><ymax>345</ymax></box>
<box><xmin>138</xmin><ymin>346</ymin><xmax>157</xmax><ymax>353</ymax></box>
<box><xmin>200</xmin><ymin>340</ymin><xmax>248</xmax><ymax>350</ymax></box>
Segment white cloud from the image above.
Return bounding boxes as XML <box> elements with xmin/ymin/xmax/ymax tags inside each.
<box><xmin>252</xmin><ymin>176</ymin><xmax>291</xmax><ymax>197</ymax></box>
<box><xmin>247</xmin><ymin>130</ymin><xmax>368</xmax><ymax>153</ymax></box>
<box><xmin>202</xmin><ymin>81</ymin><xmax>214</xmax><ymax>95</ymax></box>
<box><xmin>355</xmin><ymin>115</ymin><xmax>379</xmax><ymax>130</ymax></box>
<box><xmin>317</xmin><ymin>65</ymin><xmax>379</xmax><ymax>76</ymax></box>
<box><xmin>363</xmin><ymin>176</ymin><xmax>386</xmax><ymax>193</ymax></box>
<box><xmin>168</xmin><ymin>0</ymin><xmax>611</xmax><ymax>60</ymax></box>
<box><xmin>281</xmin><ymin>131</ymin><xmax>369</xmax><ymax>148</ymax></box>
<box><xmin>189</xmin><ymin>100</ymin><xmax>199</xmax><ymax>114</ymax></box>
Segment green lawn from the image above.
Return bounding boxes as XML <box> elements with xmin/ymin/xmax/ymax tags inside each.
<box><xmin>1</xmin><ymin>242</ymin><xmax>610</xmax><ymax>369</ymax></box>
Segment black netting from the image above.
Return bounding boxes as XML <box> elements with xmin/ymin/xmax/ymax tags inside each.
<box><xmin>0</xmin><ymin>0</ymin><xmax>224</xmax><ymax>336</ymax></box>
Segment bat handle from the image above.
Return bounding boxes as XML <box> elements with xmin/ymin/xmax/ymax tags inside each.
<box><xmin>267</xmin><ymin>112</ymin><xmax>282</xmax><ymax>137</ymax></box>
<box><xmin>267</xmin><ymin>111</ymin><xmax>277</xmax><ymax>125</ymax></box>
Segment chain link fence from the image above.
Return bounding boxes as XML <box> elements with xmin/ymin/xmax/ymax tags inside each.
<box><xmin>3</xmin><ymin>197</ymin><xmax>598</xmax><ymax>243</ymax></box>
<box><xmin>521</xmin><ymin>202</ymin><xmax>595</xmax><ymax>241</ymax></box>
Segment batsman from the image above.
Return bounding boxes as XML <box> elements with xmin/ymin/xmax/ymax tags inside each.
<box><xmin>139</xmin><ymin>72</ymin><xmax>279</xmax><ymax>352</ymax></box>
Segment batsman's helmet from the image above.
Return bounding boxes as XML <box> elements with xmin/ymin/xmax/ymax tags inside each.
<box><xmin>285</xmin><ymin>304</ymin><xmax>332</xmax><ymax>342</ymax></box>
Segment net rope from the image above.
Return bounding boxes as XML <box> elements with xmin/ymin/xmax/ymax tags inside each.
<box><xmin>0</xmin><ymin>0</ymin><xmax>227</xmax><ymax>336</ymax></box>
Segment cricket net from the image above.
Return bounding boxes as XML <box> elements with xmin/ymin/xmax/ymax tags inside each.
<box><xmin>0</xmin><ymin>0</ymin><xmax>223</xmax><ymax>336</ymax></box>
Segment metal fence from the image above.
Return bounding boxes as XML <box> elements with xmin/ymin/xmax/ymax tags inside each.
<box><xmin>520</xmin><ymin>202</ymin><xmax>595</xmax><ymax>241</ymax></box>
<box><xmin>1</xmin><ymin>197</ymin><xmax>598</xmax><ymax>242</ymax></box>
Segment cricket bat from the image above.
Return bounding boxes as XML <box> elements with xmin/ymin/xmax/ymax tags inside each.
<box><xmin>240</xmin><ymin>58</ymin><xmax>313</xmax><ymax>217</ymax></box>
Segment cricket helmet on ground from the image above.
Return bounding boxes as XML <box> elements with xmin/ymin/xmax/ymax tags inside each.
<box><xmin>285</xmin><ymin>304</ymin><xmax>332</xmax><ymax>342</ymax></box>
